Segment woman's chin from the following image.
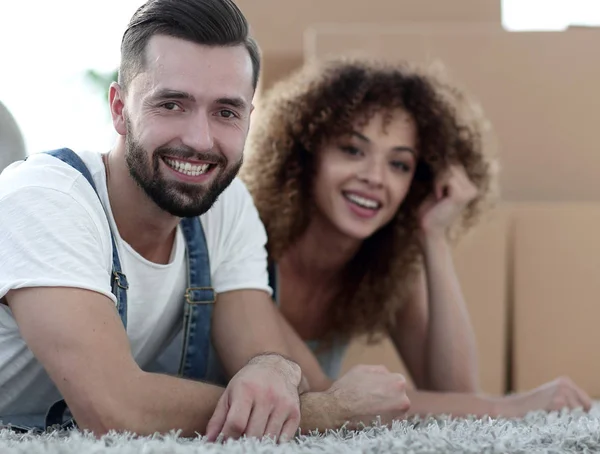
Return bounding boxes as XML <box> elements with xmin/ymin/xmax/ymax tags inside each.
<box><xmin>336</xmin><ymin>222</ymin><xmax>379</xmax><ymax>242</ymax></box>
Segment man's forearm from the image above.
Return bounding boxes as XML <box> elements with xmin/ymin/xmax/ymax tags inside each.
<box><xmin>212</xmin><ymin>290</ymin><xmax>296</xmax><ymax>377</ymax></box>
<box><xmin>298</xmin><ymin>387</ymin><xmax>501</xmax><ymax>431</ymax></box>
<box><xmin>88</xmin><ymin>371</ymin><xmax>224</xmax><ymax>437</ymax></box>
<box><xmin>299</xmin><ymin>392</ymin><xmax>345</xmax><ymax>434</ymax></box>
<box><xmin>120</xmin><ymin>382</ymin><xmax>351</xmax><ymax>438</ymax></box>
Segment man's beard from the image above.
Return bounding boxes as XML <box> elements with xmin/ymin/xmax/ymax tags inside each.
<box><xmin>125</xmin><ymin>133</ymin><xmax>242</xmax><ymax>218</ymax></box>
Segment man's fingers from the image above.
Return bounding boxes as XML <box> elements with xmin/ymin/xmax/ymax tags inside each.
<box><xmin>221</xmin><ymin>396</ymin><xmax>253</xmax><ymax>440</ymax></box>
<box><xmin>278</xmin><ymin>414</ymin><xmax>300</xmax><ymax>444</ymax></box>
<box><xmin>243</xmin><ymin>402</ymin><xmax>271</xmax><ymax>439</ymax></box>
<box><xmin>263</xmin><ymin>408</ymin><xmax>289</xmax><ymax>443</ymax></box>
<box><xmin>205</xmin><ymin>393</ymin><xmax>230</xmax><ymax>442</ymax></box>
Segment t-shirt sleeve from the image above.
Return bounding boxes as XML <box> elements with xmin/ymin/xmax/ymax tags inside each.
<box><xmin>0</xmin><ymin>185</ymin><xmax>116</xmax><ymax>303</ymax></box>
<box><xmin>205</xmin><ymin>179</ymin><xmax>272</xmax><ymax>296</ymax></box>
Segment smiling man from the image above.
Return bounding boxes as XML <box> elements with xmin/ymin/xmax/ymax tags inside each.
<box><xmin>0</xmin><ymin>0</ymin><xmax>310</xmax><ymax>440</ymax></box>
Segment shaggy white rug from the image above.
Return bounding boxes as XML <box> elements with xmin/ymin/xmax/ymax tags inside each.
<box><xmin>2</xmin><ymin>406</ymin><xmax>600</xmax><ymax>453</ymax></box>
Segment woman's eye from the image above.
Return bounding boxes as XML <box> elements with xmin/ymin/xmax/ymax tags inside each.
<box><xmin>340</xmin><ymin>145</ymin><xmax>361</xmax><ymax>156</ymax></box>
<box><xmin>392</xmin><ymin>161</ymin><xmax>411</xmax><ymax>172</ymax></box>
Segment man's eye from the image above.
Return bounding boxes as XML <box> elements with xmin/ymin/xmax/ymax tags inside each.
<box><xmin>219</xmin><ymin>110</ymin><xmax>237</xmax><ymax>118</ymax></box>
<box><xmin>162</xmin><ymin>102</ymin><xmax>180</xmax><ymax>111</ymax></box>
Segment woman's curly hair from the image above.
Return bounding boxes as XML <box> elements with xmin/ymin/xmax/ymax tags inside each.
<box><xmin>240</xmin><ymin>56</ymin><xmax>499</xmax><ymax>343</ymax></box>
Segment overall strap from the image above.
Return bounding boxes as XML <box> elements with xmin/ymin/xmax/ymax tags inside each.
<box><xmin>178</xmin><ymin>216</ymin><xmax>216</xmax><ymax>379</ymax></box>
<box><xmin>41</xmin><ymin>148</ymin><xmax>129</xmax><ymax>430</ymax></box>
<box><xmin>44</xmin><ymin>149</ymin><xmax>129</xmax><ymax>324</ymax></box>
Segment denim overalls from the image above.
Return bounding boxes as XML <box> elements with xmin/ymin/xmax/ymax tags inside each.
<box><xmin>1</xmin><ymin>148</ymin><xmax>227</xmax><ymax>432</ymax></box>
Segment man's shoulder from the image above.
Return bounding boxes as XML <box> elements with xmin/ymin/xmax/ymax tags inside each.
<box><xmin>0</xmin><ymin>149</ymin><xmax>108</xmax><ymax>226</ymax></box>
<box><xmin>0</xmin><ymin>149</ymin><xmax>104</xmax><ymax>200</ymax></box>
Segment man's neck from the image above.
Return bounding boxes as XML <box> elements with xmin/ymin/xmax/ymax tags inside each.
<box><xmin>280</xmin><ymin>216</ymin><xmax>362</xmax><ymax>282</ymax></box>
<box><xmin>103</xmin><ymin>147</ymin><xmax>179</xmax><ymax>264</ymax></box>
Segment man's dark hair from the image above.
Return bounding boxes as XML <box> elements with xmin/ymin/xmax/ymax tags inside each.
<box><xmin>119</xmin><ymin>0</ymin><xmax>260</xmax><ymax>90</ymax></box>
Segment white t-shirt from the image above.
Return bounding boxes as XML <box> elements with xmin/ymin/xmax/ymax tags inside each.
<box><xmin>0</xmin><ymin>149</ymin><xmax>272</xmax><ymax>418</ymax></box>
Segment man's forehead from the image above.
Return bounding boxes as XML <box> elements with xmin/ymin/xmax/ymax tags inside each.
<box><xmin>135</xmin><ymin>34</ymin><xmax>254</xmax><ymax>101</ymax></box>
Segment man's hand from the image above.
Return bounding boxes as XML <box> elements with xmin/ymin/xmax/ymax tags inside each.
<box><xmin>206</xmin><ymin>353</ymin><xmax>303</xmax><ymax>443</ymax></box>
<box><xmin>325</xmin><ymin>365</ymin><xmax>411</xmax><ymax>429</ymax></box>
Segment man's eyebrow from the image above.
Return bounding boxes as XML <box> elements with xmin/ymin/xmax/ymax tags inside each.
<box><xmin>148</xmin><ymin>91</ymin><xmax>249</xmax><ymax>110</ymax></box>
<box><xmin>151</xmin><ymin>89</ymin><xmax>196</xmax><ymax>102</ymax></box>
<box><xmin>216</xmin><ymin>97</ymin><xmax>249</xmax><ymax>110</ymax></box>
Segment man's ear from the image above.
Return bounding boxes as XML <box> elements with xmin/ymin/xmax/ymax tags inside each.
<box><xmin>109</xmin><ymin>82</ymin><xmax>127</xmax><ymax>136</ymax></box>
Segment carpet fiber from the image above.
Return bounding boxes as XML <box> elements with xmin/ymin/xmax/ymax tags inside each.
<box><xmin>3</xmin><ymin>406</ymin><xmax>600</xmax><ymax>453</ymax></box>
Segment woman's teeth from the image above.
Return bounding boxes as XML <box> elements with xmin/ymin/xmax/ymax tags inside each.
<box><xmin>164</xmin><ymin>158</ymin><xmax>210</xmax><ymax>176</ymax></box>
<box><xmin>344</xmin><ymin>193</ymin><xmax>380</xmax><ymax>209</ymax></box>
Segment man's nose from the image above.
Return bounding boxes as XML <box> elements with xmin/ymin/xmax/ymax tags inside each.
<box><xmin>184</xmin><ymin>111</ymin><xmax>214</xmax><ymax>152</ymax></box>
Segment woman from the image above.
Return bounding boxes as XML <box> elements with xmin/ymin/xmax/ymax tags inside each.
<box><xmin>240</xmin><ymin>56</ymin><xmax>591</xmax><ymax>418</ymax></box>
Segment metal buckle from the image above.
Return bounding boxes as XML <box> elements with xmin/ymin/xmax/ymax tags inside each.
<box><xmin>184</xmin><ymin>287</ymin><xmax>216</xmax><ymax>304</ymax></box>
<box><xmin>113</xmin><ymin>271</ymin><xmax>129</xmax><ymax>290</ymax></box>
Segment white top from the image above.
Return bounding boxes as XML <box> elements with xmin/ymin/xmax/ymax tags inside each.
<box><xmin>0</xmin><ymin>149</ymin><xmax>272</xmax><ymax>417</ymax></box>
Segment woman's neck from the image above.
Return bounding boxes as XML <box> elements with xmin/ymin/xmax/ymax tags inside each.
<box><xmin>280</xmin><ymin>215</ymin><xmax>362</xmax><ymax>282</ymax></box>
<box><xmin>275</xmin><ymin>216</ymin><xmax>362</xmax><ymax>340</ymax></box>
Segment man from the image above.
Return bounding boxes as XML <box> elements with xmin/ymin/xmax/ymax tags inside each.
<box><xmin>0</xmin><ymin>0</ymin><xmax>410</xmax><ymax>441</ymax></box>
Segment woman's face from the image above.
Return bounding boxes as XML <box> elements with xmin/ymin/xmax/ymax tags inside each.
<box><xmin>312</xmin><ymin>109</ymin><xmax>418</xmax><ymax>240</ymax></box>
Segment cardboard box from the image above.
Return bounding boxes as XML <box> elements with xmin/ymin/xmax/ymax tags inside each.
<box><xmin>233</xmin><ymin>0</ymin><xmax>501</xmax><ymax>92</ymax></box>
<box><xmin>512</xmin><ymin>203</ymin><xmax>600</xmax><ymax>398</ymax></box>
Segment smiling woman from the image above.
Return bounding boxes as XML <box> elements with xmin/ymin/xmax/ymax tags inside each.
<box><xmin>239</xmin><ymin>55</ymin><xmax>592</xmax><ymax>419</ymax></box>
<box><xmin>241</xmin><ymin>56</ymin><xmax>495</xmax><ymax>352</ymax></box>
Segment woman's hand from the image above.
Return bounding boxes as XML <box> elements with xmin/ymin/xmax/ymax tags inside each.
<box><xmin>418</xmin><ymin>165</ymin><xmax>478</xmax><ymax>244</ymax></box>
<box><xmin>493</xmin><ymin>377</ymin><xmax>592</xmax><ymax>418</ymax></box>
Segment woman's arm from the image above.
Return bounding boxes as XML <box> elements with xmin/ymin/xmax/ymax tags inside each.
<box><xmin>389</xmin><ymin>262</ymin><xmax>492</xmax><ymax>417</ymax></box>
<box><xmin>388</xmin><ymin>249</ymin><xmax>478</xmax><ymax>394</ymax></box>
<box><xmin>389</xmin><ymin>165</ymin><xmax>592</xmax><ymax>417</ymax></box>
<box><xmin>390</xmin><ymin>263</ymin><xmax>592</xmax><ymax>419</ymax></box>
<box><xmin>390</xmin><ymin>165</ymin><xmax>480</xmax><ymax>393</ymax></box>
<box><xmin>403</xmin><ymin>379</ymin><xmax>592</xmax><ymax>419</ymax></box>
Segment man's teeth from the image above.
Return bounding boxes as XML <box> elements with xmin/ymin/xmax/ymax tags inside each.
<box><xmin>164</xmin><ymin>158</ymin><xmax>210</xmax><ymax>176</ymax></box>
<box><xmin>344</xmin><ymin>193</ymin><xmax>380</xmax><ymax>209</ymax></box>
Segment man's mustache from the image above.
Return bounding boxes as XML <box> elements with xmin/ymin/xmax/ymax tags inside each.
<box><xmin>155</xmin><ymin>146</ymin><xmax>226</xmax><ymax>166</ymax></box>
